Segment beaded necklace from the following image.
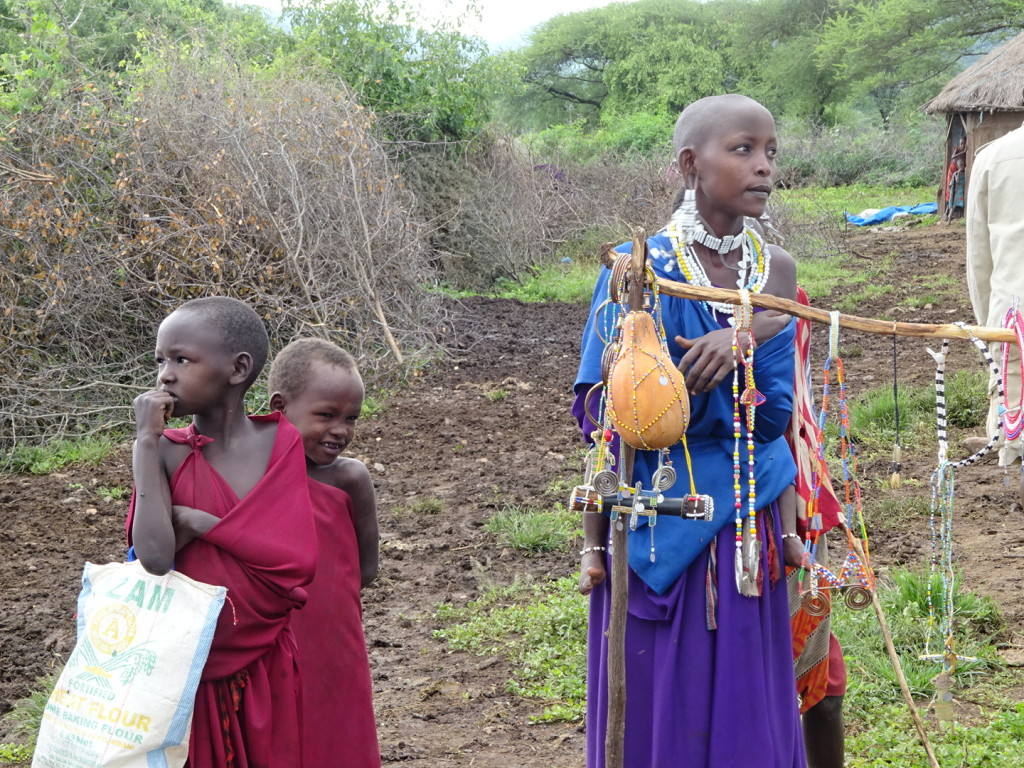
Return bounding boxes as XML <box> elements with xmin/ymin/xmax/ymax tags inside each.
<box><xmin>921</xmin><ymin>324</ymin><xmax>999</xmax><ymax>690</ymax></box>
<box><xmin>732</xmin><ymin>290</ymin><xmax>763</xmax><ymax>596</ymax></box>
<box><xmin>665</xmin><ymin>208</ymin><xmax>771</xmax><ymax>316</ymax></box>
<box><xmin>1001</xmin><ymin>300</ymin><xmax>1024</xmax><ymax>442</ymax></box>
<box><xmin>691</xmin><ymin>218</ymin><xmax>744</xmax><ymax>256</ymax></box>
<box><xmin>799</xmin><ymin>312</ymin><xmax>874</xmax><ymax>613</ymax></box>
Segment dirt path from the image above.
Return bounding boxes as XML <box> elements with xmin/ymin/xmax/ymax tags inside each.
<box><xmin>3</xmin><ymin>224</ymin><xmax>1024</xmax><ymax>764</ymax></box>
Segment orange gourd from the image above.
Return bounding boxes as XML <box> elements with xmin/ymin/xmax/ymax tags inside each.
<box><xmin>606</xmin><ymin>311</ymin><xmax>690</xmax><ymax>449</ymax></box>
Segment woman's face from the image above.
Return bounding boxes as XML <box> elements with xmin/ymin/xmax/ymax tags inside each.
<box><xmin>681</xmin><ymin>103</ymin><xmax>778</xmax><ymax>225</ymax></box>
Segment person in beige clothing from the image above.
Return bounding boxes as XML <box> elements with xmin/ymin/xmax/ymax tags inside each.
<box><xmin>966</xmin><ymin>120</ymin><xmax>1024</xmax><ymax>506</ymax></box>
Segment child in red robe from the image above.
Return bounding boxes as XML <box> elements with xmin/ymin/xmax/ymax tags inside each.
<box><xmin>129</xmin><ymin>296</ymin><xmax>317</xmax><ymax>768</ymax></box>
<box><xmin>269</xmin><ymin>338</ymin><xmax>381</xmax><ymax>768</ymax></box>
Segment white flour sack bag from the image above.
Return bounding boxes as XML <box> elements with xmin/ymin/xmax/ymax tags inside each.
<box><xmin>33</xmin><ymin>560</ymin><xmax>226</xmax><ymax>768</ymax></box>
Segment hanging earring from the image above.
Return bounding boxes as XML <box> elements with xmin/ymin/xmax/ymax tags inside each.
<box><xmin>675</xmin><ymin>174</ymin><xmax>697</xmax><ymax>245</ymax></box>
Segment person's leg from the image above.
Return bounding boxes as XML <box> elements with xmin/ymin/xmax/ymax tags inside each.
<box><xmin>803</xmin><ymin>694</ymin><xmax>845</xmax><ymax>768</ymax></box>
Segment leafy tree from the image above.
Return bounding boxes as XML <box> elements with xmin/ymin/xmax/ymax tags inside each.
<box><xmin>283</xmin><ymin>0</ymin><xmax>503</xmax><ymax>141</ymax></box>
<box><xmin>507</xmin><ymin>0</ymin><xmax>727</xmax><ymax>129</ymax></box>
<box><xmin>815</xmin><ymin>0</ymin><xmax>1024</xmax><ymax>125</ymax></box>
<box><xmin>0</xmin><ymin>0</ymin><xmax>282</xmax><ymax>113</ymax></box>
<box><xmin>715</xmin><ymin>0</ymin><xmax>846</xmax><ymax>123</ymax></box>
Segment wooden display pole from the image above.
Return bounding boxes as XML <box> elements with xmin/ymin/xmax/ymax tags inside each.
<box><xmin>846</xmin><ymin>531</ymin><xmax>942</xmax><ymax>768</ymax></box>
<box><xmin>604</xmin><ymin>232</ymin><xmax>647</xmax><ymax>768</ymax></box>
<box><xmin>654</xmin><ymin>278</ymin><xmax>1015</xmax><ymax>344</ymax></box>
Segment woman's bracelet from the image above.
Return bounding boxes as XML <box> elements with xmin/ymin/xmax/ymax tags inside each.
<box><xmin>781</xmin><ymin>532</ymin><xmax>800</xmax><ymax>541</ymax></box>
<box><xmin>580</xmin><ymin>545</ymin><xmax>608</xmax><ymax>556</ymax></box>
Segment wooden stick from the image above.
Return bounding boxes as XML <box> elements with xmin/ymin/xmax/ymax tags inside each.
<box><xmin>655</xmin><ymin>278</ymin><xmax>1015</xmax><ymax>344</ymax></box>
<box><xmin>605</xmin><ymin>473</ymin><xmax>628</xmax><ymax>768</ymax></box>
<box><xmin>847</xmin><ymin>530</ymin><xmax>942</xmax><ymax>768</ymax></box>
<box><xmin>604</xmin><ymin>231</ymin><xmax>647</xmax><ymax>768</ymax></box>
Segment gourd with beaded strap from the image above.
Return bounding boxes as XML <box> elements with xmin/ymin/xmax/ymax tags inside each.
<box><xmin>606</xmin><ymin>311</ymin><xmax>690</xmax><ymax>450</ymax></box>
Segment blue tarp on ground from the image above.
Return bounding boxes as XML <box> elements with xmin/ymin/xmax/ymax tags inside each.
<box><xmin>845</xmin><ymin>203</ymin><xmax>938</xmax><ymax>226</ymax></box>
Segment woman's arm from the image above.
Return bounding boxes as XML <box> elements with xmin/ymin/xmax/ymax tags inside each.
<box><xmin>578</xmin><ymin>509</ymin><xmax>609</xmax><ymax>595</ymax></box>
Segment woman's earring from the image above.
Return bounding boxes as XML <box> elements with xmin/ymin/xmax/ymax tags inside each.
<box><xmin>678</xmin><ymin>184</ymin><xmax>697</xmax><ymax>244</ymax></box>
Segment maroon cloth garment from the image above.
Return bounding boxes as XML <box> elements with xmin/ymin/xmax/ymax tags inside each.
<box><xmin>127</xmin><ymin>413</ymin><xmax>317</xmax><ymax>768</ymax></box>
<box><xmin>290</xmin><ymin>479</ymin><xmax>380</xmax><ymax>768</ymax></box>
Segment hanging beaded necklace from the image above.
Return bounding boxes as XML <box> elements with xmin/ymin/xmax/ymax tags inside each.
<box><xmin>665</xmin><ymin>207</ymin><xmax>772</xmax><ymax>316</ymax></box>
<box><xmin>732</xmin><ymin>290</ymin><xmax>763</xmax><ymax>596</ymax></box>
<box><xmin>919</xmin><ymin>322</ymin><xmax>998</xmax><ymax>719</ymax></box>
<box><xmin>798</xmin><ymin>312</ymin><xmax>874</xmax><ymax>614</ymax></box>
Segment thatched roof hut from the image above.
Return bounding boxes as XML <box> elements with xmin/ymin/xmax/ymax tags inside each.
<box><xmin>924</xmin><ymin>32</ymin><xmax>1024</xmax><ymax>220</ymax></box>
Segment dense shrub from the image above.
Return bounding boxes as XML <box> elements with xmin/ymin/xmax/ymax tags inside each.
<box><xmin>0</xmin><ymin>51</ymin><xmax>443</xmax><ymax>446</ymax></box>
<box><xmin>400</xmin><ymin>129</ymin><xmax>673</xmax><ymax>289</ymax></box>
<box><xmin>777</xmin><ymin>114</ymin><xmax>944</xmax><ymax>189</ymax></box>
<box><xmin>523</xmin><ymin>111</ymin><xmax>673</xmax><ymax>164</ymax></box>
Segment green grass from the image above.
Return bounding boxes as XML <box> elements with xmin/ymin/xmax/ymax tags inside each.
<box><xmin>836</xmin><ymin>282</ymin><xmax>894</xmax><ymax>313</ymax></box>
<box><xmin>0</xmin><ymin>743</ymin><xmax>30</xmax><ymax>764</ymax></box>
<box><xmin>438</xmin><ymin>258</ymin><xmax>601</xmax><ymax>303</ymax></box>
<box><xmin>1</xmin><ymin>673</ymin><xmax>58</xmax><ymax>760</ymax></box>
<box><xmin>485</xmin><ymin>388</ymin><xmax>509</xmax><ymax>402</ymax></box>
<box><xmin>794</xmin><ymin>246</ymin><xmax>894</xmax><ymax>305</ymax></box>
<box><xmin>360</xmin><ymin>392</ymin><xmax>387</xmax><ymax>418</ymax></box>
<box><xmin>435</xmin><ymin>576</ymin><xmax>587</xmax><ymax>722</ymax></box>
<box><xmin>97</xmin><ymin>485</ymin><xmax>129</xmax><ymax>501</ymax></box>
<box><xmin>483</xmin><ymin>502</ymin><xmax>580</xmax><ymax>554</ymax></box>
<box><xmin>777</xmin><ymin>184</ymin><xmax>936</xmax><ymax>223</ymax></box>
<box><xmin>834</xmin><ymin>569</ymin><xmax>1016</xmax><ymax>766</ymax></box>
<box><xmin>834</xmin><ymin>569</ymin><xmax>1002</xmax><ymax>718</ymax></box>
<box><xmin>795</xmin><ymin>253</ymin><xmax>849</xmax><ymax>300</ymax></box>
<box><xmin>409</xmin><ymin>497</ymin><xmax>445</xmax><ymax>515</ymax></box>
<box><xmin>834</xmin><ymin>370</ymin><xmax>987</xmax><ymax>452</ymax></box>
<box><xmin>2</xmin><ymin>437</ymin><xmax>117</xmax><ymax>475</ymax></box>
<box><xmin>432</xmin><ymin>565</ymin><xmax>1016</xmax><ymax>750</ymax></box>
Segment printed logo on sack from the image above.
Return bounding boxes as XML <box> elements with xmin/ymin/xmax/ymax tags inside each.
<box><xmin>88</xmin><ymin>604</ymin><xmax>137</xmax><ymax>654</ymax></box>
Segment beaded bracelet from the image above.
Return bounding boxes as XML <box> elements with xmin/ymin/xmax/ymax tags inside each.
<box><xmin>781</xmin><ymin>533</ymin><xmax>800</xmax><ymax>541</ymax></box>
<box><xmin>580</xmin><ymin>546</ymin><xmax>608</xmax><ymax>556</ymax></box>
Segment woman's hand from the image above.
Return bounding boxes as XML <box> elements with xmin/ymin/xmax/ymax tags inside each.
<box><xmin>783</xmin><ymin>536</ymin><xmax>805</xmax><ymax>568</ymax></box>
<box><xmin>675</xmin><ymin>329</ymin><xmax>739</xmax><ymax>394</ymax></box>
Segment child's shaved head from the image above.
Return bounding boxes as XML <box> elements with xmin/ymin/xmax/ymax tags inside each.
<box><xmin>177</xmin><ymin>296</ymin><xmax>269</xmax><ymax>383</ymax></box>
<box><xmin>673</xmin><ymin>94</ymin><xmax>774</xmax><ymax>161</ymax></box>
<box><xmin>269</xmin><ymin>338</ymin><xmax>359</xmax><ymax>399</ymax></box>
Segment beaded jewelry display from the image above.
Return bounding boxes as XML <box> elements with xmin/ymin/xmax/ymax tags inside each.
<box><xmin>733</xmin><ymin>290</ymin><xmax>763</xmax><ymax>597</ymax></box>
<box><xmin>665</xmin><ymin>205</ymin><xmax>772</xmax><ymax>316</ymax></box>
<box><xmin>919</xmin><ymin>323</ymin><xmax>999</xmax><ymax>718</ymax></box>
<box><xmin>571</xmin><ymin>249</ymin><xmax>712</xmax><ymax>567</ymax></box>
<box><xmin>797</xmin><ymin>312</ymin><xmax>874</xmax><ymax>614</ymax></box>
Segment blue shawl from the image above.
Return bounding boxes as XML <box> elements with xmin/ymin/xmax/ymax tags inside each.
<box><xmin>575</xmin><ymin>232</ymin><xmax>797</xmax><ymax>594</ymax></box>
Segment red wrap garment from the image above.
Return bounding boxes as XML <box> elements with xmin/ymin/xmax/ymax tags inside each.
<box><xmin>127</xmin><ymin>413</ymin><xmax>317</xmax><ymax>768</ymax></box>
<box><xmin>290</xmin><ymin>479</ymin><xmax>380</xmax><ymax>768</ymax></box>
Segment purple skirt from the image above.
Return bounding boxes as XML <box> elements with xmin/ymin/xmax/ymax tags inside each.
<box><xmin>586</xmin><ymin>505</ymin><xmax>806</xmax><ymax>768</ymax></box>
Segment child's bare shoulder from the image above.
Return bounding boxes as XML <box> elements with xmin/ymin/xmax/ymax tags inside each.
<box><xmin>158</xmin><ymin>434</ymin><xmax>193</xmax><ymax>477</ymax></box>
<box><xmin>313</xmin><ymin>456</ymin><xmax>371</xmax><ymax>494</ymax></box>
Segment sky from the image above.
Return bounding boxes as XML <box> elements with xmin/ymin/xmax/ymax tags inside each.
<box><xmin>231</xmin><ymin>0</ymin><xmax>615</xmax><ymax>50</ymax></box>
